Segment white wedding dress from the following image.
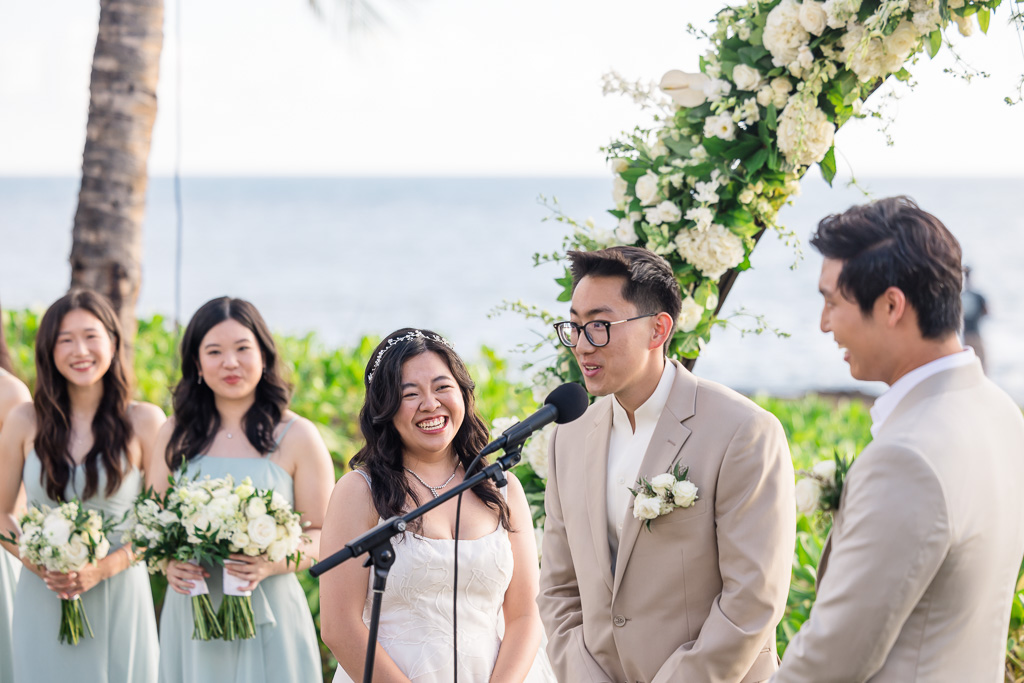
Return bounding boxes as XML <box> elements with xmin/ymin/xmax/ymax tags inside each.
<box><xmin>333</xmin><ymin>473</ymin><xmax>556</xmax><ymax>683</ymax></box>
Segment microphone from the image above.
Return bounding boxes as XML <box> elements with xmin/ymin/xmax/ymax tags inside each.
<box><xmin>480</xmin><ymin>383</ymin><xmax>589</xmax><ymax>457</ymax></box>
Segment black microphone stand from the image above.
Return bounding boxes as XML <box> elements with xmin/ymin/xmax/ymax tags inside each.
<box><xmin>309</xmin><ymin>445</ymin><xmax>524</xmax><ymax>683</ymax></box>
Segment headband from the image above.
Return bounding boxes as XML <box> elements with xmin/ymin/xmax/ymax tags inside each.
<box><xmin>367</xmin><ymin>330</ymin><xmax>456</xmax><ymax>384</ymax></box>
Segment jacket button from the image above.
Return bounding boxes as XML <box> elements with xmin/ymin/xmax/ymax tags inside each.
<box><xmin>613</xmin><ymin>615</ymin><xmax>626</xmax><ymax>627</ymax></box>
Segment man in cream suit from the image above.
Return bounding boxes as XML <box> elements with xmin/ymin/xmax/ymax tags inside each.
<box><xmin>774</xmin><ymin>197</ymin><xmax>1024</xmax><ymax>681</ymax></box>
<box><xmin>538</xmin><ymin>246</ymin><xmax>796</xmax><ymax>683</ymax></box>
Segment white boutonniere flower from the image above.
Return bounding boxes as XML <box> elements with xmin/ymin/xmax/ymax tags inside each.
<box><xmin>796</xmin><ymin>450</ymin><xmax>854</xmax><ymax>516</ymax></box>
<box><xmin>629</xmin><ymin>463</ymin><xmax>699</xmax><ymax>530</ymax></box>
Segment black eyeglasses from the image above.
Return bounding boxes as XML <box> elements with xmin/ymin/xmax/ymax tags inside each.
<box><xmin>552</xmin><ymin>314</ymin><xmax>656</xmax><ymax>348</ymax></box>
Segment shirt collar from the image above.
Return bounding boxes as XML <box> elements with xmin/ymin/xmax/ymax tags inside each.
<box><xmin>870</xmin><ymin>348</ymin><xmax>975</xmax><ymax>437</ymax></box>
<box><xmin>611</xmin><ymin>361</ymin><xmax>676</xmax><ymax>432</ymax></box>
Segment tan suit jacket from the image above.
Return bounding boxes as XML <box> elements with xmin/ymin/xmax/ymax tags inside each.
<box><xmin>539</xmin><ymin>361</ymin><xmax>796</xmax><ymax>683</ymax></box>
<box><xmin>774</xmin><ymin>360</ymin><xmax>1024</xmax><ymax>682</ymax></box>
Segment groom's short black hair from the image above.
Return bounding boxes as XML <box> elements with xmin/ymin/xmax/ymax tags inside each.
<box><xmin>567</xmin><ymin>246</ymin><xmax>682</xmax><ymax>354</ymax></box>
<box><xmin>811</xmin><ymin>196</ymin><xmax>963</xmax><ymax>339</ymax></box>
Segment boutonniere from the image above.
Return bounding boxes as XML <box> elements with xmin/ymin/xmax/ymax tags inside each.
<box><xmin>629</xmin><ymin>463</ymin><xmax>698</xmax><ymax>530</ymax></box>
<box><xmin>795</xmin><ymin>450</ymin><xmax>854</xmax><ymax>517</ymax></box>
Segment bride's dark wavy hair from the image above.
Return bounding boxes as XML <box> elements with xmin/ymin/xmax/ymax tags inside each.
<box><xmin>350</xmin><ymin>329</ymin><xmax>511</xmax><ymax>532</ymax></box>
<box><xmin>165</xmin><ymin>297</ymin><xmax>291</xmax><ymax>470</ymax></box>
<box><xmin>34</xmin><ymin>290</ymin><xmax>132</xmax><ymax>502</ymax></box>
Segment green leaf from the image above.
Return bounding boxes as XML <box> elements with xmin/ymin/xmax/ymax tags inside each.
<box><xmin>819</xmin><ymin>145</ymin><xmax>837</xmax><ymax>186</ymax></box>
<box><xmin>743</xmin><ymin>147</ymin><xmax>770</xmax><ymax>174</ymax></box>
<box><xmin>893</xmin><ymin>68</ymin><xmax>912</xmax><ymax>82</ymax></box>
<box><xmin>737</xmin><ymin>45</ymin><xmax>771</xmax><ymax>67</ymax></box>
<box><xmin>665</xmin><ymin>137</ymin><xmax>696</xmax><ymax>157</ymax></box>
<box><xmin>766</xmin><ymin>102</ymin><xmax>778</xmax><ymax>130</ymax></box>
<box><xmin>857</xmin><ymin>0</ymin><xmax>881</xmax><ymax>23</ymax></box>
<box><xmin>977</xmin><ymin>8</ymin><xmax>990</xmax><ymax>33</ymax></box>
<box><xmin>724</xmin><ymin>136</ymin><xmax>763</xmax><ymax>161</ymax></box>
<box><xmin>620</xmin><ymin>168</ymin><xmax>647</xmax><ymax>183</ymax></box>
<box><xmin>926</xmin><ymin>29</ymin><xmax>942</xmax><ymax>58</ymax></box>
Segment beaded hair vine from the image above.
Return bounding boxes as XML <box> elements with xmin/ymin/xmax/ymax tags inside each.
<box><xmin>367</xmin><ymin>330</ymin><xmax>456</xmax><ymax>384</ymax></box>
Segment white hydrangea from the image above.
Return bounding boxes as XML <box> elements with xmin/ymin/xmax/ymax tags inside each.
<box><xmin>823</xmin><ymin>0</ymin><xmax>863</xmax><ymax>29</ymax></box>
<box><xmin>684</xmin><ymin>206</ymin><xmax>715</xmax><ymax>232</ymax></box>
<box><xmin>673</xmin><ymin>223</ymin><xmax>746</xmax><ymax>280</ymax></box>
<box><xmin>777</xmin><ymin>98</ymin><xmax>836</xmax><ymax>166</ymax></box>
<box><xmin>523</xmin><ymin>424</ymin><xmax>553</xmax><ymax>479</ymax></box>
<box><xmin>763</xmin><ymin>0</ymin><xmax>810</xmax><ymax>67</ymax></box>
<box><xmin>840</xmin><ymin>25</ymin><xmax>886</xmax><ymax>82</ymax></box>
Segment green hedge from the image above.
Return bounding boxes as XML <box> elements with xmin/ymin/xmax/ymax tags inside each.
<box><xmin>4</xmin><ymin>309</ymin><xmax>1022</xmax><ymax>680</ymax></box>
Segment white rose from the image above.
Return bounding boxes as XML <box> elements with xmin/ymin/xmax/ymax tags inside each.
<box><xmin>63</xmin><ymin>535</ymin><xmax>90</xmax><ymax>570</ymax></box>
<box><xmin>672</xmin><ymin>480</ymin><xmax>699</xmax><ymax>508</ymax></box>
<box><xmin>635</xmin><ymin>171</ymin><xmax>661</xmax><ymax>206</ymax></box>
<box><xmin>677</xmin><ymin>296</ymin><xmax>705</xmax><ymax>333</ymax></box>
<box><xmin>243</xmin><ymin>544</ymin><xmax>261</xmax><ymax>557</ymax></box>
<box><xmin>777</xmin><ymin>99</ymin><xmax>835</xmax><ymax>166</ymax></box>
<box><xmin>763</xmin><ymin>0</ymin><xmax>810</xmax><ymax>67</ymax></box>
<box><xmin>798</xmin><ymin>0</ymin><xmax>828</xmax><ymax>36</ymax></box>
<box><xmin>95</xmin><ymin>537</ymin><xmax>110</xmax><ymax>559</ymax></box>
<box><xmin>610</xmin><ymin>158</ymin><xmax>630</xmax><ymax>174</ymax></box>
<box><xmin>655</xmin><ymin>200</ymin><xmax>682</xmax><ymax>224</ymax></box>
<box><xmin>644</xmin><ymin>206</ymin><xmax>664</xmax><ymax>226</ymax></box>
<box><xmin>612</xmin><ymin>175</ymin><xmax>629</xmax><ymax>204</ymax></box>
<box><xmin>650</xmin><ymin>473</ymin><xmax>677</xmax><ymax>496</ymax></box>
<box><xmin>703</xmin><ymin>113</ymin><xmax>736</xmax><ymax>141</ymax></box>
<box><xmin>738</xmin><ymin>187</ymin><xmax>756</xmax><ymax>204</ymax></box>
<box><xmin>231</xmin><ymin>530</ymin><xmax>251</xmax><ymax>549</ymax></box>
<box><xmin>884</xmin><ymin>20</ymin><xmax>920</xmax><ymax>60</ymax></box>
<box><xmin>674</xmin><ymin>223</ymin><xmax>746</xmax><ymax>280</ymax></box>
<box><xmin>245</xmin><ymin>497</ymin><xmax>268</xmax><ymax>520</ymax></box>
<box><xmin>266</xmin><ymin>539</ymin><xmax>289</xmax><ymax>563</ymax></box>
<box><xmin>812</xmin><ymin>459</ymin><xmax>838</xmax><ymax>486</ymax></box>
<box><xmin>795</xmin><ymin>478</ymin><xmax>823</xmax><ymax>515</ymax></box>
<box><xmin>247</xmin><ymin>514</ymin><xmax>278</xmax><ymax>548</ymax></box>
<box><xmin>732</xmin><ymin>64</ymin><xmax>762</xmax><ymax>92</ymax></box>
<box><xmin>615</xmin><ymin>216</ymin><xmax>638</xmax><ymax>245</ymax></box>
<box><xmin>659</xmin><ymin>70</ymin><xmax>710</xmax><ymax>108</ymax></box>
<box><xmin>756</xmin><ymin>85</ymin><xmax>774</xmax><ymax>107</ymax></box>
<box><xmin>234</xmin><ymin>481</ymin><xmax>255</xmax><ymax>499</ymax></box>
<box><xmin>633</xmin><ymin>494</ymin><xmax>662</xmax><ymax>521</ymax></box>
<box><xmin>42</xmin><ymin>516</ymin><xmax>73</xmax><ymax>548</ymax></box>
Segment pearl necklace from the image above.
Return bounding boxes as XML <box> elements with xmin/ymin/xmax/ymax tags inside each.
<box><xmin>404</xmin><ymin>463</ymin><xmax>460</xmax><ymax>499</ymax></box>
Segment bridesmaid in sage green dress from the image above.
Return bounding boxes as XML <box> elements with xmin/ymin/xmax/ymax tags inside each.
<box><xmin>148</xmin><ymin>297</ymin><xmax>333</xmax><ymax>683</ymax></box>
<box><xmin>0</xmin><ymin>291</ymin><xmax>165</xmax><ymax>683</ymax></box>
<box><xmin>0</xmin><ymin>311</ymin><xmax>32</xmax><ymax>683</ymax></box>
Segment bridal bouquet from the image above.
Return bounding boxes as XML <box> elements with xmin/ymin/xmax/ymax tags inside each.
<box><xmin>215</xmin><ymin>478</ymin><xmax>307</xmax><ymax>641</ymax></box>
<box><xmin>1</xmin><ymin>501</ymin><xmax>112</xmax><ymax>644</ymax></box>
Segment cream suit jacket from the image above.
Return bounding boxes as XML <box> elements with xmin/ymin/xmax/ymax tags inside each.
<box><xmin>539</xmin><ymin>361</ymin><xmax>796</xmax><ymax>683</ymax></box>
<box><xmin>774</xmin><ymin>360</ymin><xmax>1024</xmax><ymax>682</ymax></box>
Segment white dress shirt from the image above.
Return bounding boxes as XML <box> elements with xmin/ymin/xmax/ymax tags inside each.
<box><xmin>869</xmin><ymin>348</ymin><xmax>976</xmax><ymax>437</ymax></box>
<box><xmin>606</xmin><ymin>361</ymin><xmax>676</xmax><ymax>569</ymax></box>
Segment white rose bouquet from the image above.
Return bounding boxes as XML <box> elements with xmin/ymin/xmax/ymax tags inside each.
<box><xmin>795</xmin><ymin>450</ymin><xmax>853</xmax><ymax>516</ymax></box>
<box><xmin>215</xmin><ymin>478</ymin><xmax>307</xmax><ymax>641</ymax></box>
<box><xmin>629</xmin><ymin>463</ymin><xmax>699</xmax><ymax>531</ymax></box>
<box><xmin>0</xmin><ymin>501</ymin><xmax>113</xmax><ymax>644</ymax></box>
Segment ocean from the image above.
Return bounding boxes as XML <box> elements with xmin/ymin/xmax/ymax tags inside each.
<box><xmin>2</xmin><ymin>175</ymin><xmax>1022</xmax><ymax>404</ymax></box>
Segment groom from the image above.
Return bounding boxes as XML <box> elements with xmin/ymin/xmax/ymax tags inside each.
<box><xmin>774</xmin><ymin>197</ymin><xmax>1024</xmax><ymax>681</ymax></box>
<box><xmin>538</xmin><ymin>246</ymin><xmax>795</xmax><ymax>683</ymax></box>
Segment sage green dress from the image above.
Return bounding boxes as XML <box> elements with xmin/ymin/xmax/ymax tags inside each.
<box><xmin>12</xmin><ymin>451</ymin><xmax>159</xmax><ymax>683</ymax></box>
<box><xmin>157</xmin><ymin>434</ymin><xmax>321</xmax><ymax>683</ymax></box>
<box><xmin>0</xmin><ymin>542</ymin><xmax>18</xmax><ymax>683</ymax></box>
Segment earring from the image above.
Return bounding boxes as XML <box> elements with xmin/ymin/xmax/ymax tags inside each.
<box><xmin>197</xmin><ymin>375</ymin><xmax>203</xmax><ymax>385</ymax></box>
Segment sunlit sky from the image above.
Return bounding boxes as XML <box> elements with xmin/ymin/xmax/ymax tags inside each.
<box><xmin>1</xmin><ymin>0</ymin><xmax>1022</xmax><ymax>177</ymax></box>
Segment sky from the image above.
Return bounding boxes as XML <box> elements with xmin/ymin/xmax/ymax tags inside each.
<box><xmin>0</xmin><ymin>0</ymin><xmax>1022</xmax><ymax>177</ymax></box>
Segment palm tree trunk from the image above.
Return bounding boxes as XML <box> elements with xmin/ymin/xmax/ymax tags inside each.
<box><xmin>70</xmin><ymin>0</ymin><xmax>164</xmax><ymax>352</ymax></box>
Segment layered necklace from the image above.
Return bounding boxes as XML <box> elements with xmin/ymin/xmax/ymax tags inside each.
<box><xmin>404</xmin><ymin>461</ymin><xmax>461</xmax><ymax>499</ymax></box>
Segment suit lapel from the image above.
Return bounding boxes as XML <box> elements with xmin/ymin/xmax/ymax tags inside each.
<box><xmin>583</xmin><ymin>399</ymin><xmax>615</xmax><ymax>593</ymax></box>
<box><xmin>612</xmin><ymin>362</ymin><xmax>697</xmax><ymax>598</ymax></box>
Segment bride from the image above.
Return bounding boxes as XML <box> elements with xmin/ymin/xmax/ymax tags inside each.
<box><xmin>319</xmin><ymin>328</ymin><xmax>553</xmax><ymax>682</ymax></box>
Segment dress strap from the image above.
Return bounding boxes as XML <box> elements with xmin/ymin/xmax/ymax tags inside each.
<box><xmin>274</xmin><ymin>418</ymin><xmax>298</xmax><ymax>447</ymax></box>
<box><xmin>354</xmin><ymin>468</ymin><xmax>372</xmax><ymax>489</ymax></box>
